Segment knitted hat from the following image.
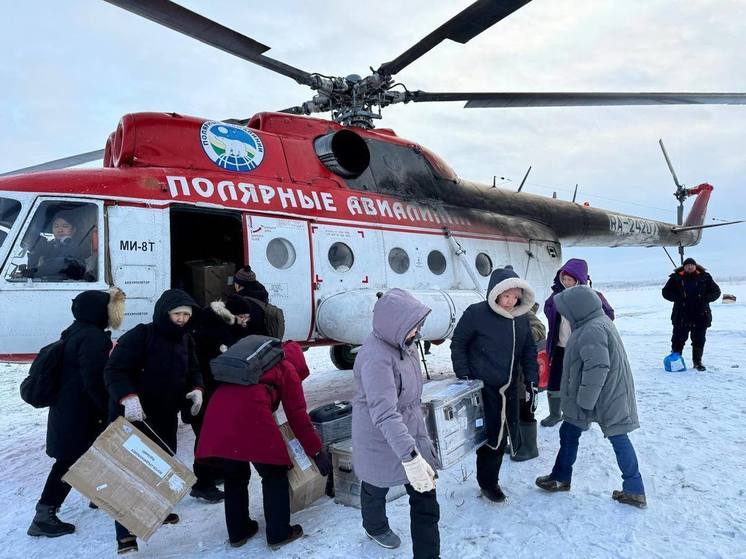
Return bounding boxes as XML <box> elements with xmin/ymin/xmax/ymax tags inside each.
<box><xmin>682</xmin><ymin>257</ymin><xmax>697</xmax><ymax>266</ymax></box>
<box><xmin>234</xmin><ymin>266</ymin><xmax>257</xmax><ymax>287</ymax></box>
<box><xmin>169</xmin><ymin>305</ymin><xmax>193</xmax><ymax>316</ymax></box>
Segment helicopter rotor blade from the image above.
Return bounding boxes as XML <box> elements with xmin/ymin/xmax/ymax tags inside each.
<box><xmin>0</xmin><ymin>150</ymin><xmax>106</xmax><ymax>177</ymax></box>
<box><xmin>377</xmin><ymin>0</ymin><xmax>532</xmax><ymax>77</ymax></box>
<box><xmin>406</xmin><ymin>91</ymin><xmax>746</xmax><ymax>107</ymax></box>
<box><xmin>102</xmin><ymin>0</ymin><xmax>316</xmax><ymax>86</ymax></box>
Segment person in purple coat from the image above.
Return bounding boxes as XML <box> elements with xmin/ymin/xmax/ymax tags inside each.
<box><xmin>541</xmin><ymin>259</ymin><xmax>614</xmax><ymax>427</ymax></box>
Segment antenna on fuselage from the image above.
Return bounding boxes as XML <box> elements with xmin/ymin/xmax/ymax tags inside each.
<box><xmin>517</xmin><ymin>165</ymin><xmax>532</xmax><ymax>192</ymax></box>
<box><xmin>572</xmin><ymin>183</ymin><xmax>579</xmax><ymax>203</ymax></box>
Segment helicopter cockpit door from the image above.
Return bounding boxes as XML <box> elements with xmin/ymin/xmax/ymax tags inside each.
<box><xmin>107</xmin><ymin>204</ymin><xmax>170</xmax><ymax>334</ymax></box>
<box><xmin>246</xmin><ymin>215</ymin><xmax>312</xmax><ymax>341</ymax></box>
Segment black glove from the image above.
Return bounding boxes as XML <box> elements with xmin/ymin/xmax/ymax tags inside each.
<box><xmin>526</xmin><ymin>382</ymin><xmax>538</xmax><ymax>414</ymax></box>
<box><xmin>314</xmin><ymin>448</ymin><xmax>331</xmax><ymax>476</ymax></box>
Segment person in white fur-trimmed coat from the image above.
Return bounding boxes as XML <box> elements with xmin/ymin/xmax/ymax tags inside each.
<box><xmin>451</xmin><ymin>266</ymin><xmax>538</xmax><ymax>503</ymax></box>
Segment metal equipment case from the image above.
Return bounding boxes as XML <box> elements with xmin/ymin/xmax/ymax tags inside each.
<box><xmin>420</xmin><ymin>379</ymin><xmax>487</xmax><ymax>469</ymax></box>
<box><xmin>330</xmin><ymin>438</ymin><xmax>406</xmax><ymax>508</ymax></box>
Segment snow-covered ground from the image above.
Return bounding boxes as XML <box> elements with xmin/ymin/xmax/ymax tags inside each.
<box><xmin>2</xmin><ymin>282</ymin><xmax>745</xmax><ymax>559</ymax></box>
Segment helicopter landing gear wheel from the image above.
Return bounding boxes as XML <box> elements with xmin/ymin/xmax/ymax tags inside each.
<box><xmin>330</xmin><ymin>344</ymin><xmax>358</xmax><ymax>370</ymax></box>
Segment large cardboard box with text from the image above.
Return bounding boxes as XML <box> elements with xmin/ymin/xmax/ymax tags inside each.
<box><xmin>278</xmin><ymin>422</ymin><xmax>327</xmax><ymax>513</ymax></box>
<box><xmin>62</xmin><ymin>417</ymin><xmax>196</xmax><ymax>541</ymax></box>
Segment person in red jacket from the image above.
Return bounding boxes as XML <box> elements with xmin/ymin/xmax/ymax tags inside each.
<box><xmin>196</xmin><ymin>341</ymin><xmax>330</xmax><ymax>550</ymax></box>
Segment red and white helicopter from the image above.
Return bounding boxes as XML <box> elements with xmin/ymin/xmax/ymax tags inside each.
<box><xmin>1</xmin><ymin>0</ymin><xmax>744</xmax><ymax>365</ymax></box>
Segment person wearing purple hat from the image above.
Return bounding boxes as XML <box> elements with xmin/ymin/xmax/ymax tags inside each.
<box><xmin>541</xmin><ymin>259</ymin><xmax>614</xmax><ymax>427</ymax></box>
<box><xmin>662</xmin><ymin>257</ymin><xmax>721</xmax><ymax>371</ymax></box>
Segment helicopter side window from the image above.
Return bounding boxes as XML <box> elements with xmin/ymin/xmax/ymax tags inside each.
<box><xmin>266</xmin><ymin>237</ymin><xmax>296</xmax><ymax>270</ymax></box>
<box><xmin>475</xmin><ymin>252</ymin><xmax>493</xmax><ymax>277</ymax></box>
<box><xmin>5</xmin><ymin>201</ymin><xmax>99</xmax><ymax>283</ymax></box>
<box><xmin>427</xmin><ymin>250</ymin><xmax>447</xmax><ymax>275</ymax></box>
<box><xmin>0</xmin><ymin>197</ymin><xmax>22</xmax><ymax>251</ymax></box>
<box><xmin>388</xmin><ymin>247</ymin><xmax>410</xmax><ymax>274</ymax></box>
<box><xmin>328</xmin><ymin>242</ymin><xmax>354</xmax><ymax>272</ymax></box>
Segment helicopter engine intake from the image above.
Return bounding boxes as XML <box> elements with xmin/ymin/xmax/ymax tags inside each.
<box><xmin>314</xmin><ymin>129</ymin><xmax>370</xmax><ymax>179</ymax></box>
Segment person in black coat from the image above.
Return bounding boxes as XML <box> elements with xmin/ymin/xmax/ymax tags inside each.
<box><xmin>662</xmin><ymin>257</ymin><xmax>721</xmax><ymax>371</ymax></box>
<box><xmin>104</xmin><ymin>288</ymin><xmax>204</xmax><ymax>553</ymax></box>
<box><xmin>450</xmin><ymin>267</ymin><xmax>538</xmax><ymax>503</ymax></box>
<box><xmin>188</xmin><ymin>294</ymin><xmax>261</xmax><ymax>502</ymax></box>
<box><xmin>27</xmin><ymin>287</ymin><xmax>125</xmax><ymax>538</ymax></box>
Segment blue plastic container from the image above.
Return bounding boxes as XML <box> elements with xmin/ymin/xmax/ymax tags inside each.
<box><xmin>664</xmin><ymin>352</ymin><xmax>687</xmax><ymax>372</ymax></box>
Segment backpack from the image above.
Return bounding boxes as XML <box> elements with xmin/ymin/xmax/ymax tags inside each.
<box><xmin>210</xmin><ymin>335</ymin><xmax>285</xmax><ymax>386</ymax></box>
<box><xmin>246</xmin><ymin>297</ymin><xmax>285</xmax><ymax>340</ymax></box>
<box><xmin>20</xmin><ymin>338</ymin><xmax>66</xmax><ymax>408</ymax></box>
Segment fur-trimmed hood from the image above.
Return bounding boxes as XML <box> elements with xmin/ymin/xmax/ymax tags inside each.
<box><xmin>71</xmin><ymin>286</ymin><xmax>125</xmax><ymax>330</ymax></box>
<box><xmin>107</xmin><ymin>287</ymin><xmax>125</xmax><ymax>330</ymax></box>
<box><xmin>486</xmin><ymin>267</ymin><xmax>536</xmax><ymax>319</ymax></box>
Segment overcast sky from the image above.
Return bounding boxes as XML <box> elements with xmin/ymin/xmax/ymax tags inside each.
<box><xmin>1</xmin><ymin>0</ymin><xmax>744</xmax><ymax>282</ymax></box>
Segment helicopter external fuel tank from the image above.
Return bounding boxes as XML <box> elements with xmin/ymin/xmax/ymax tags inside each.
<box><xmin>314</xmin><ymin>288</ymin><xmax>485</xmax><ymax>345</ymax></box>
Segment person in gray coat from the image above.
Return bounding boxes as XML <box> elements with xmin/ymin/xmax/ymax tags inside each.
<box><xmin>351</xmin><ymin>288</ymin><xmax>440</xmax><ymax>559</ymax></box>
<box><xmin>535</xmin><ymin>286</ymin><xmax>646</xmax><ymax>508</ymax></box>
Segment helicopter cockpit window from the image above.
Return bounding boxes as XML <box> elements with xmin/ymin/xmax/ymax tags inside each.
<box><xmin>328</xmin><ymin>242</ymin><xmax>354</xmax><ymax>272</ymax></box>
<box><xmin>266</xmin><ymin>238</ymin><xmax>296</xmax><ymax>270</ymax></box>
<box><xmin>427</xmin><ymin>250</ymin><xmax>447</xmax><ymax>275</ymax></box>
<box><xmin>0</xmin><ymin>197</ymin><xmax>22</xmax><ymax>250</ymax></box>
<box><xmin>475</xmin><ymin>252</ymin><xmax>493</xmax><ymax>277</ymax></box>
<box><xmin>5</xmin><ymin>201</ymin><xmax>98</xmax><ymax>283</ymax></box>
<box><xmin>388</xmin><ymin>247</ymin><xmax>410</xmax><ymax>274</ymax></box>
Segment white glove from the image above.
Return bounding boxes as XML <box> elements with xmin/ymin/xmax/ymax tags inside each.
<box><xmin>186</xmin><ymin>389</ymin><xmax>203</xmax><ymax>416</ymax></box>
<box><xmin>121</xmin><ymin>395</ymin><xmax>144</xmax><ymax>422</ymax></box>
<box><xmin>402</xmin><ymin>452</ymin><xmax>436</xmax><ymax>493</ymax></box>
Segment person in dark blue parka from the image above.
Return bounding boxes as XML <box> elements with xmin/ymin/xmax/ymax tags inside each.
<box><xmin>451</xmin><ymin>267</ymin><xmax>538</xmax><ymax>503</ymax></box>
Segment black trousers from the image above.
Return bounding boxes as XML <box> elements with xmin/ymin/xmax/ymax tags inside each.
<box><xmin>115</xmin><ymin>418</ymin><xmax>178</xmax><ymax>541</ymax></box>
<box><xmin>39</xmin><ymin>457</ymin><xmax>77</xmax><ymax>507</ymax></box>
<box><xmin>360</xmin><ymin>481</ymin><xmax>440</xmax><ymax>559</ymax></box>
<box><xmin>190</xmin><ymin>415</ymin><xmax>219</xmax><ymax>489</ymax></box>
<box><xmin>671</xmin><ymin>323</ymin><xmax>707</xmax><ymax>353</ymax></box>
<box><xmin>476</xmin><ymin>432</ymin><xmax>508</xmax><ymax>490</ymax></box>
<box><xmin>547</xmin><ymin>347</ymin><xmax>565</xmax><ymax>393</ymax></box>
<box><xmin>221</xmin><ymin>459</ymin><xmax>291</xmax><ymax>545</ymax></box>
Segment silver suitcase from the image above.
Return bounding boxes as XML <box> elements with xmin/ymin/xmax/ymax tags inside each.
<box><xmin>420</xmin><ymin>379</ymin><xmax>487</xmax><ymax>469</ymax></box>
<box><xmin>330</xmin><ymin>438</ymin><xmax>406</xmax><ymax>509</ymax></box>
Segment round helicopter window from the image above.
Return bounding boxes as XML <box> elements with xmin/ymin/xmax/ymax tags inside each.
<box><xmin>266</xmin><ymin>238</ymin><xmax>296</xmax><ymax>270</ymax></box>
<box><xmin>475</xmin><ymin>253</ymin><xmax>493</xmax><ymax>277</ymax></box>
<box><xmin>427</xmin><ymin>250</ymin><xmax>447</xmax><ymax>275</ymax></box>
<box><xmin>329</xmin><ymin>242</ymin><xmax>354</xmax><ymax>272</ymax></box>
<box><xmin>388</xmin><ymin>247</ymin><xmax>410</xmax><ymax>274</ymax></box>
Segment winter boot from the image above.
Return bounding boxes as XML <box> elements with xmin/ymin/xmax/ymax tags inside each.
<box><xmin>269</xmin><ymin>524</ymin><xmax>304</xmax><ymax>550</ymax></box>
<box><xmin>511</xmin><ymin>421</ymin><xmax>539</xmax><ymax>462</ymax></box>
<box><xmin>692</xmin><ymin>347</ymin><xmax>707</xmax><ymax>371</ymax></box>
<box><xmin>229</xmin><ymin>520</ymin><xmax>259</xmax><ymax>548</ymax></box>
<box><xmin>481</xmin><ymin>485</ymin><xmax>507</xmax><ymax>503</ymax></box>
<box><xmin>612</xmin><ymin>490</ymin><xmax>647</xmax><ymax>508</ymax></box>
<box><xmin>189</xmin><ymin>485</ymin><xmax>225</xmax><ymax>503</ymax></box>
<box><xmin>117</xmin><ymin>536</ymin><xmax>138</xmax><ymax>554</ymax></box>
<box><xmin>366</xmin><ymin>528</ymin><xmax>402</xmax><ymax>549</ymax></box>
<box><xmin>162</xmin><ymin>513</ymin><xmax>179</xmax><ymax>525</ymax></box>
<box><xmin>27</xmin><ymin>503</ymin><xmax>75</xmax><ymax>537</ymax></box>
<box><xmin>540</xmin><ymin>393</ymin><xmax>562</xmax><ymax>427</ymax></box>
<box><xmin>535</xmin><ymin>475</ymin><xmax>571</xmax><ymax>492</ymax></box>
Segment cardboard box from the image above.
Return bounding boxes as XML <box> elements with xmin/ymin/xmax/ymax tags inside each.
<box><xmin>278</xmin><ymin>422</ymin><xmax>327</xmax><ymax>513</ymax></box>
<box><xmin>62</xmin><ymin>417</ymin><xmax>196</xmax><ymax>541</ymax></box>
<box><xmin>184</xmin><ymin>259</ymin><xmax>236</xmax><ymax>306</ymax></box>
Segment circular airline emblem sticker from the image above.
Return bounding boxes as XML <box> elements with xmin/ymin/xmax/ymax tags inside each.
<box><xmin>200</xmin><ymin>121</ymin><xmax>265</xmax><ymax>172</ymax></box>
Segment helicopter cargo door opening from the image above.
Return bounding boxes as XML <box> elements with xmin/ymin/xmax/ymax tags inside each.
<box><xmin>246</xmin><ymin>215</ymin><xmax>312</xmax><ymax>341</ymax></box>
<box><xmin>170</xmin><ymin>206</ymin><xmax>244</xmax><ymax>306</ymax></box>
